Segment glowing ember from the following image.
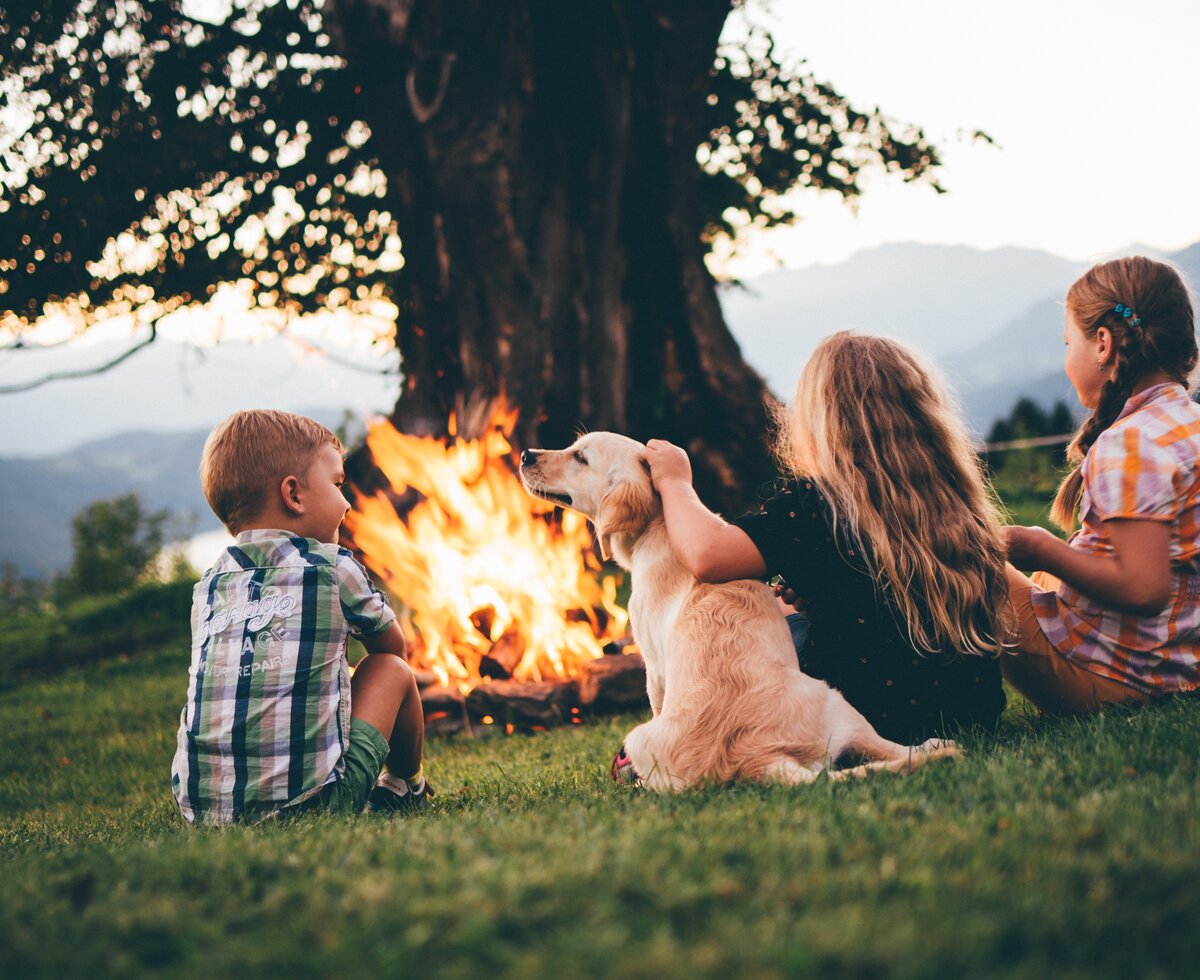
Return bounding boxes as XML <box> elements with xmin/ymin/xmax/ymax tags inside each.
<box><xmin>345</xmin><ymin>405</ymin><xmax>629</xmax><ymax>691</ymax></box>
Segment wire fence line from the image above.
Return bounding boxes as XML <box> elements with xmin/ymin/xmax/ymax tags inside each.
<box><xmin>981</xmin><ymin>433</ymin><xmax>1072</xmax><ymax>453</ymax></box>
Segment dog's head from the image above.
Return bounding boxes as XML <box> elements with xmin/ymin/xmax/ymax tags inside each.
<box><xmin>518</xmin><ymin>432</ymin><xmax>658</xmax><ymax>562</ymax></box>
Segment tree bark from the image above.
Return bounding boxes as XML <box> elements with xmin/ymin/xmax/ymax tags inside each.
<box><xmin>326</xmin><ymin>0</ymin><xmax>777</xmax><ymax>511</ymax></box>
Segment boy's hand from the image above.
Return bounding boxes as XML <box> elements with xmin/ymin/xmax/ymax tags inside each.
<box><xmin>1003</xmin><ymin>525</ymin><xmax>1057</xmax><ymax>571</ymax></box>
<box><xmin>643</xmin><ymin>439</ymin><xmax>692</xmax><ymax>490</ymax></box>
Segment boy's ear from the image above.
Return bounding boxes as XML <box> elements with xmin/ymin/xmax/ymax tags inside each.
<box><xmin>280</xmin><ymin>474</ymin><xmax>305</xmax><ymax>515</ymax></box>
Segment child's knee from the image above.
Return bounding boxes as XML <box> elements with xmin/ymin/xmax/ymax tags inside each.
<box><xmin>357</xmin><ymin>653</ymin><xmax>414</xmax><ymax>696</ymax></box>
<box><xmin>395</xmin><ymin>656</ymin><xmax>418</xmax><ymax>695</ymax></box>
<box><xmin>386</xmin><ymin>655</ymin><xmax>416</xmax><ymax>692</ymax></box>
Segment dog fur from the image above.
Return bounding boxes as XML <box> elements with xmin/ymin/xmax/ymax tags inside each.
<box><xmin>520</xmin><ymin>432</ymin><xmax>955</xmax><ymax>791</ymax></box>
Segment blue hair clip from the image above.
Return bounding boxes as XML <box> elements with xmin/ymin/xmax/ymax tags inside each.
<box><xmin>1114</xmin><ymin>304</ymin><xmax>1142</xmax><ymax>327</ymax></box>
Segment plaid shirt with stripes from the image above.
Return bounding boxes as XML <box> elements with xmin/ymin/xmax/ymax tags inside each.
<box><xmin>1031</xmin><ymin>383</ymin><xmax>1200</xmax><ymax>692</ymax></box>
<box><xmin>171</xmin><ymin>531</ymin><xmax>396</xmax><ymax>824</ymax></box>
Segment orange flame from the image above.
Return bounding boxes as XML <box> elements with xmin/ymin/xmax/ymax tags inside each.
<box><xmin>345</xmin><ymin>405</ymin><xmax>629</xmax><ymax>690</ymax></box>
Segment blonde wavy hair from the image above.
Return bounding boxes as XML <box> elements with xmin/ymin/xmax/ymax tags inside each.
<box><xmin>775</xmin><ymin>331</ymin><xmax>1009</xmax><ymax>656</ymax></box>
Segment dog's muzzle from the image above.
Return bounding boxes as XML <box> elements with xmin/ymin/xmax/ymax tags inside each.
<box><xmin>519</xmin><ymin>451</ymin><xmax>573</xmax><ymax>507</ymax></box>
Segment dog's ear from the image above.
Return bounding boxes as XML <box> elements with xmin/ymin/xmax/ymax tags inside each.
<box><xmin>595</xmin><ymin>477</ymin><xmax>655</xmax><ymax>560</ymax></box>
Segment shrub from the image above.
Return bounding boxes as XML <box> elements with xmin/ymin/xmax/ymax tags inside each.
<box><xmin>0</xmin><ymin>579</ymin><xmax>193</xmax><ymax>690</ymax></box>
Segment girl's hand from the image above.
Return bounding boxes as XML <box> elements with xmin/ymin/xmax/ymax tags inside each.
<box><xmin>1003</xmin><ymin>525</ymin><xmax>1059</xmax><ymax>571</ymax></box>
<box><xmin>644</xmin><ymin>439</ymin><xmax>693</xmax><ymax>490</ymax></box>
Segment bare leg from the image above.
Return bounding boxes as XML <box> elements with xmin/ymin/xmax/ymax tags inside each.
<box><xmin>351</xmin><ymin>655</ymin><xmax>424</xmax><ymax>777</ymax></box>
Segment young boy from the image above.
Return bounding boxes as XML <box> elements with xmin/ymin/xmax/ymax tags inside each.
<box><xmin>171</xmin><ymin>409</ymin><xmax>430</xmax><ymax>824</ymax></box>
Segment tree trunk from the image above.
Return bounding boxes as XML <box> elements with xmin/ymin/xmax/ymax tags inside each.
<box><xmin>326</xmin><ymin>0</ymin><xmax>777</xmax><ymax>511</ymax></box>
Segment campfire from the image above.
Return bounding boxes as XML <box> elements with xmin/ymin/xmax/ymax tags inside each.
<box><xmin>344</xmin><ymin>404</ymin><xmax>647</xmax><ymax>733</ymax></box>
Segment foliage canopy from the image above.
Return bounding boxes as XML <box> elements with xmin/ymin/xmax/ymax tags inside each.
<box><xmin>1</xmin><ymin>0</ymin><xmax>946</xmax><ymax>339</ymax></box>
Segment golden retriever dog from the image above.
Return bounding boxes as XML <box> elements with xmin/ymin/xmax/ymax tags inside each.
<box><xmin>520</xmin><ymin>432</ymin><xmax>956</xmax><ymax>791</ymax></box>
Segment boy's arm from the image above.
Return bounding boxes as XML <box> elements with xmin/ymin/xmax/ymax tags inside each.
<box><xmin>360</xmin><ymin>621</ymin><xmax>408</xmax><ymax>658</ymax></box>
<box><xmin>644</xmin><ymin>439</ymin><xmax>767</xmax><ymax>583</ymax></box>
<box><xmin>1005</xmin><ymin>519</ymin><xmax>1172</xmax><ymax>616</ymax></box>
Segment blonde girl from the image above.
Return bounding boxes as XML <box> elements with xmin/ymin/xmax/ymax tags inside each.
<box><xmin>1004</xmin><ymin>256</ymin><xmax>1200</xmax><ymax>713</ymax></box>
<box><xmin>645</xmin><ymin>331</ymin><xmax>1010</xmax><ymax>742</ymax></box>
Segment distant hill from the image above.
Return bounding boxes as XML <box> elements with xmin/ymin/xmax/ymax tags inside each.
<box><xmin>723</xmin><ymin>239</ymin><xmax>1200</xmax><ymax>433</ymax></box>
<box><xmin>6</xmin><ymin>240</ymin><xmax>1197</xmax><ymax>577</ymax></box>
<box><xmin>945</xmin><ymin>242</ymin><xmax>1200</xmax><ymax>430</ymax></box>
<box><xmin>0</xmin><ymin>411</ymin><xmax>348</xmax><ymax>577</ymax></box>
<box><xmin>0</xmin><ymin>430</ymin><xmax>218</xmax><ymax>577</ymax></box>
<box><xmin>720</xmin><ymin>242</ymin><xmax>1088</xmax><ymax>407</ymax></box>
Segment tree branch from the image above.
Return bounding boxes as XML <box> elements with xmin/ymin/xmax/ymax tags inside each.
<box><xmin>283</xmin><ymin>328</ymin><xmax>402</xmax><ymax>377</ymax></box>
<box><xmin>0</xmin><ymin>320</ymin><xmax>159</xmax><ymax>394</ymax></box>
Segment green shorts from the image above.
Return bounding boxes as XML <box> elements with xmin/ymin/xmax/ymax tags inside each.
<box><xmin>291</xmin><ymin>718</ymin><xmax>390</xmax><ymax>816</ymax></box>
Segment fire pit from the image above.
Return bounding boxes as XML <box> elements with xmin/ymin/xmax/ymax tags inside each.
<box><xmin>344</xmin><ymin>404</ymin><xmax>648</xmax><ymax>733</ymax></box>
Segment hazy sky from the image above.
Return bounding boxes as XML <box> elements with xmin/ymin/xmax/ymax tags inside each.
<box><xmin>3</xmin><ymin>0</ymin><xmax>1198</xmax><ymax>455</ymax></box>
<box><xmin>720</xmin><ymin>0</ymin><xmax>1200</xmax><ymax>273</ymax></box>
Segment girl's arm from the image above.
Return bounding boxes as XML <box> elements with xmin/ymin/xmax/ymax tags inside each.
<box><xmin>1005</xmin><ymin>520</ymin><xmax>1173</xmax><ymax>616</ymax></box>
<box><xmin>643</xmin><ymin>439</ymin><xmax>767</xmax><ymax>583</ymax></box>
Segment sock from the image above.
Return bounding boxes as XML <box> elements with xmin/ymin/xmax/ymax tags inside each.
<box><xmin>405</xmin><ymin>766</ymin><xmax>426</xmax><ymax>794</ymax></box>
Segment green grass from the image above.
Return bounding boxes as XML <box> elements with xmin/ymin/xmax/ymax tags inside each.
<box><xmin>3</xmin><ymin>642</ymin><xmax>1200</xmax><ymax>978</ymax></box>
<box><xmin>0</xmin><ymin>472</ymin><xmax>1184</xmax><ymax>976</ymax></box>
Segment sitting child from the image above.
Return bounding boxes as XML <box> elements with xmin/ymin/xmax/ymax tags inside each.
<box><xmin>1003</xmin><ymin>256</ymin><xmax>1200</xmax><ymax>712</ymax></box>
<box><xmin>644</xmin><ymin>332</ymin><xmax>1010</xmax><ymax>744</ymax></box>
<box><xmin>171</xmin><ymin>409</ymin><xmax>429</xmax><ymax>824</ymax></box>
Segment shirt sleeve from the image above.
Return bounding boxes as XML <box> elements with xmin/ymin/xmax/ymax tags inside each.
<box><xmin>731</xmin><ymin>481</ymin><xmax>828</xmax><ymax>588</ymax></box>
<box><xmin>1084</xmin><ymin>423</ymin><xmax>1180</xmax><ymax>522</ymax></box>
<box><xmin>334</xmin><ymin>550</ymin><xmax>397</xmax><ymax>638</ymax></box>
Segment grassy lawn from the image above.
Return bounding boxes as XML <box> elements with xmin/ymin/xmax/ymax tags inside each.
<box><xmin>3</xmin><ymin>641</ymin><xmax>1200</xmax><ymax>978</ymax></box>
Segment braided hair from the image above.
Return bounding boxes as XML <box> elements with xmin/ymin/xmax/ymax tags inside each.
<box><xmin>1051</xmin><ymin>256</ymin><xmax>1198</xmax><ymax>530</ymax></box>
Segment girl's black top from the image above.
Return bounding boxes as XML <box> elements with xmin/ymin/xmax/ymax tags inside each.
<box><xmin>733</xmin><ymin>479</ymin><xmax>1005</xmax><ymax>743</ymax></box>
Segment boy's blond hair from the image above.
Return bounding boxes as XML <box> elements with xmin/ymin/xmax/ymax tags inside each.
<box><xmin>201</xmin><ymin>410</ymin><xmax>343</xmax><ymax>533</ymax></box>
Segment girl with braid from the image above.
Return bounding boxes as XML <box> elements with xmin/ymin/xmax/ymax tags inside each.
<box><xmin>1003</xmin><ymin>256</ymin><xmax>1200</xmax><ymax>713</ymax></box>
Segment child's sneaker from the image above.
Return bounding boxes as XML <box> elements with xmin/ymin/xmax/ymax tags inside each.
<box><xmin>367</xmin><ymin>772</ymin><xmax>435</xmax><ymax>815</ymax></box>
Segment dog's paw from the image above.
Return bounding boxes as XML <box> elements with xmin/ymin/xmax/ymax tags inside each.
<box><xmin>610</xmin><ymin>747</ymin><xmax>642</xmax><ymax>786</ymax></box>
<box><xmin>917</xmin><ymin>737</ymin><xmax>959</xmax><ymax>758</ymax></box>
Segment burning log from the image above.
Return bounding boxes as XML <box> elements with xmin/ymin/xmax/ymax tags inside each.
<box><xmin>478</xmin><ymin>628</ymin><xmax>525</xmax><ymax>680</ymax></box>
<box><xmin>417</xmin><ymin>652</ymin><xmax>649</xmax><ymax>735</ymax></box>
<box><xmin>465</xmin><ymin>679</ymin><xmax>578</xmax><ymax>731</ymax></box>
<box><xmin>420</xmin><ymin>685</ymin><xmax>470</xmax><ymax>736</ymax></box>
<box><xmin>578</xmin><ymin>652</ymin><xmax>649</xmax><ymax>715</ymax></box>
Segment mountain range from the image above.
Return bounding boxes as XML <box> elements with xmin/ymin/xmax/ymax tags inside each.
<box><xmin>0</xmin><ymin>429</ymin><xmax>218</xmax><ymax>579</ymax></box>
<box><xmin>0</xmin><ymin>413</ymin><xmax>344</xmax><ymax>579</ymax></box>
<box><xmin>3</xmin><ymin>239</ymin><xmax>1197</xmax><ymax>576</ymax></box>
<box><xmin>723</xmin><ymin>240</ymin><xmax>1200</xmax><ymax>428</ymax></box>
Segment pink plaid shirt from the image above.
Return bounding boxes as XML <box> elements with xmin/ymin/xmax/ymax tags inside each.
<box><xmin>1031</xmin><ymin>383</ymin><xmax>1200</xmax><ymax>692</ymax></box>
